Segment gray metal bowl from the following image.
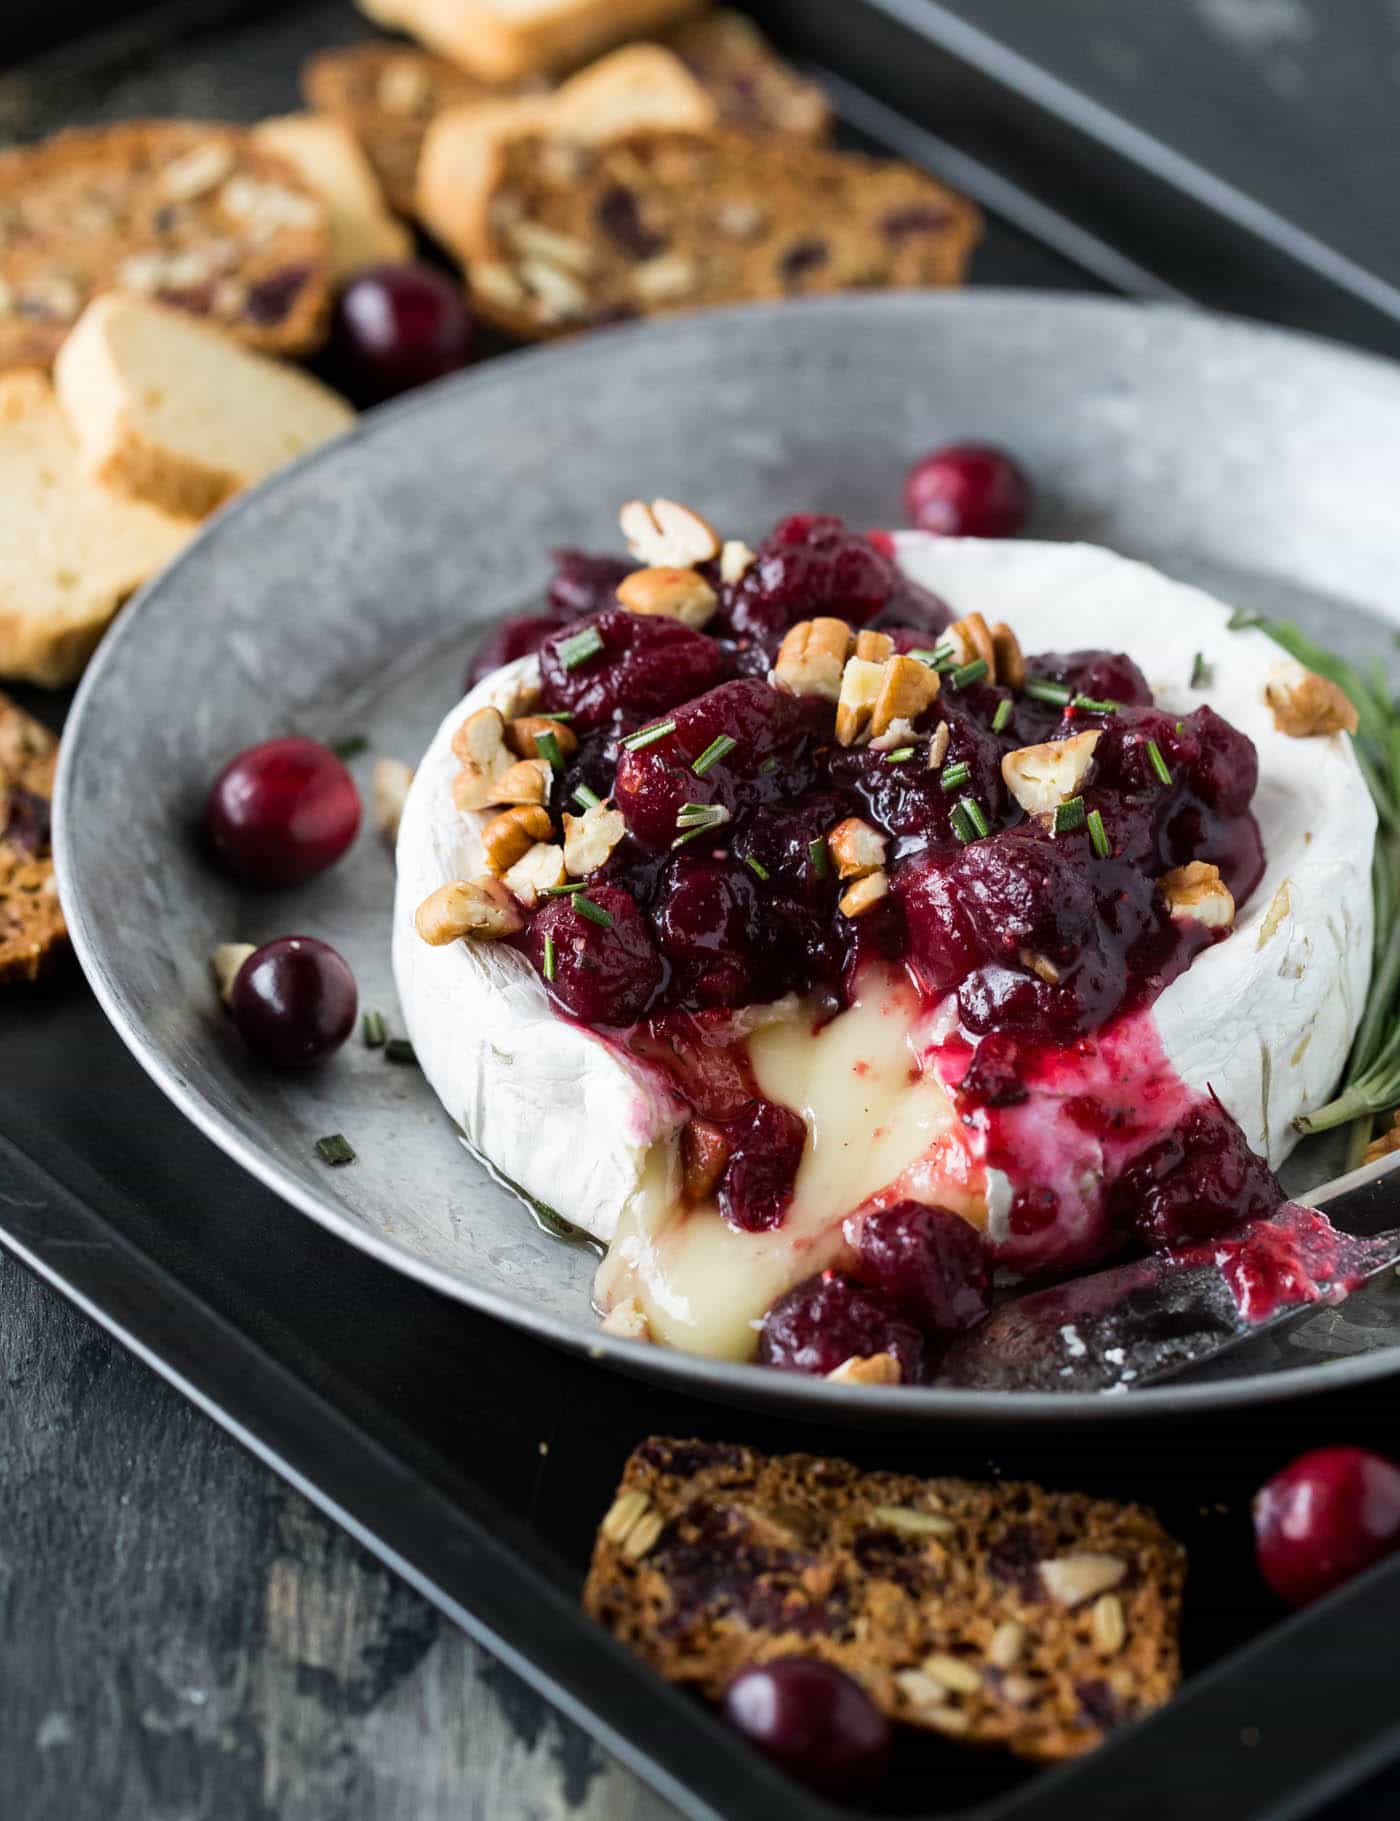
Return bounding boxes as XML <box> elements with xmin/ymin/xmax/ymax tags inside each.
<box><xmin>54</xmin><ymin>292</ymin><xmax>1400</xmax><ymax>1422</ymax></box>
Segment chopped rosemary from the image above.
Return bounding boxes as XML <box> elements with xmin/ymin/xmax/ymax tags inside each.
<box><xmin>542</xmin><ymin>933</ymin><xmax>556</xmax><ymax>982</ymax></box>
<box><xmin>621</xmin><ymin>717</ymin><xmax>676</xmax><ymax>751</ymax></box>
<box><xmin>1054</xmin><ymin>796</ymin><xmax>1087</xmax><ymax>834</ymax></box>
<box><xmin>315</xmin><ymin>1134</ymin><xmax>355</xmax><ymax>1166</ymax></box>
<box><xmin>540</xmin><ymin>709</ymin><xmax>574</xmax><ymax>721</ymax></box>
<box><xmin>950</xmin><ymin>658</ymin><xmax>989</xmax><ymax>691</ymax></box>
<box><xmin>331</xmin><ymin>734</ymin><xmax>368</xmax><ymax>760</ymax></box>
<box><xmin>672</xmin><ymin>802</ymin><xmax>731</xmax><ymax>847</ymax></box>
<box><xmin>1023</xmin><ymin>677</ymin><xmax>1071</xmax><ymax>707</ymax></box>
<box><xmin>1071</xmin><ymin>693</ymin><xmax>1120</xmax><ymax>714</ymax></box>
<box><xmin>1146</xmin><ymin>739</ymin><xmax>1173</xmax><ymax>787</ymax></box>
<box><xmin>759</xmin><ymin>756</ymin><xmax>780</xmax><ymax>775</ymax></box>
<box><xmin>883</xmin><ymin>746</ymin><xmax>916</xmax><ymax>764</ymax></box>
<box><xmin>362</xmin><ymin>1010</ymin><xmax>386</xmax><ymax>1049</ymax></box>
<box><xmin>384</xmin><ymin>1038</ymin><xmax>418</xmax><ymax>1066</ymax></box>
<box><xmin>691</xmin><ymin>733</ymin><xmax>737</xmax><ymax>776</ymax></box>
<box><xmin>540</xmin><ymin>880</ymin><xmax>586</xmax><ymax>897</ymax></box>
<box><xmin>1190</xmin><ymin>652</ymin><xmax>1212</xmax><ymax>689</ymax></box>
<box><xmin>558</xmin><ymin>625</ymin><xmax>605</xmax><ymax>671</ymax></box>
<box><xmin>535</xmin><ymin>728</ymin><xmax>566</xmax><ymax>773</ymax></box>
<box><xmin>958</xmin><ymin>795</ymin><xmax>990</xmax><ymax>839</ymax></box>
<box><xmin>572</xmin><ymin>783</ymin><xmax>601</xmax><ymax>811</ymax></box>
<box><xmin>1087</xmin><ymin>808</ymin><xmax>1111</xmax><ymax>859</ymax></box>
<box><xmin>991</xmin><ymin>698</ymin><xmax>1013</xmax><ymax>734</ymax></box>
<box><xmin>808</xmin><ymin>836</ymin><xmax>830</xmax><ymax>878</ymax></box>
<box><xmin>940</xmin><ymin>759</ymin><xmax>972</xmax><ymax>792</ymax></box>
<box><xmin>949</xmin><ymin>803</ymin><xmax>977</xmax><ymax>845</ymax></box>
<box><xmin>573</xmin><ymin>894</ymin><xmax>614</xmax><ymax>928</ymax></box>
<box><xmin>743</xmin><ymin>853</ymin><xmax>771</xmax><ymax>881</ymax></box>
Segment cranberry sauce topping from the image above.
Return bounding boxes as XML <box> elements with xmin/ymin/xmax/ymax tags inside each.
<box><xmin>474</xmin><ymin>510</ymin><xmax>1275</xmax><ymax>1330</ymax></box>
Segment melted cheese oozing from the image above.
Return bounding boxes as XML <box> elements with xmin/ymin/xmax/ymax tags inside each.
<box><xmin>595</xmin><ymin>967</ymin><xmax>964</xmax><ymax>1360</ymax></box>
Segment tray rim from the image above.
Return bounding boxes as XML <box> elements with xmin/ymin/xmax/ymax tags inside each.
<box><xmin>54</xmin><ymin>288</ymin><xmax>1400</xmax><ymax>1426</ymax></box>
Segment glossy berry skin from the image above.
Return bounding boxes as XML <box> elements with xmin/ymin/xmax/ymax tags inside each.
<box><xmin>330</xmin><ymin>262</ymin><xmax>475</xmax><ymax>403</ymax></box>
<box><xmin>857</xmin><ymin>1201</ymin><xmax>992</xmax><ymax>1332</ymax></box>
<box><xmin>723</xmin><ymin>1658</ymin><xmax>890</xmax><ymax>1796</ymax></box>
<box><xmin>229</xmin><ymin>937</ymin><xmax>357</xmax><ymax>1068</ymax></box>
<box><xmin>758</xmin><ymin>1270</ymin><xmax>927</xmax><ymax>1383</ymax></box>
<box><xmin>206</xmin><ymin>737</ymin><xmax>361</xmax><ymax>887</ymax></box>
<box><xmin>1253</xmin><ymin>1447</ymin><xmax>1400</xmax><ymax>1607</ymax></box>
<box><xmin>903</xmin><ymin>442</ymin><xmax>1031</xmax><ymax>538</ymax></box>
<box><xmin>526</xmin><ymin>883</ymin><xmax>662</xmax><ymax>1026</ymax></box>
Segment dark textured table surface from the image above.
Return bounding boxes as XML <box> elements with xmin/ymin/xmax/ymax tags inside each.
<box><xmin>5</xmin><ymin>2</ymin><xmax>1400</xmax><ymax>1818</ymax></box>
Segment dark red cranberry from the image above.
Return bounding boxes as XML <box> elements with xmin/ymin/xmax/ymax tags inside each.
<box><xmin>330</xmin><ymin>262</ymin><xmax>475</xmax><ymax>402</ymax></box>
<box><xmin>722</xmin><ymin>514</ymin><xmax>904</xmax><ymax>649</ymax></box>
<box><xmin>526</xmin><ymin>883</ymin><xmax>661</xmax><ymax>1026</ymax></box>
<box><xmin>717</xmin><ymin>1100</ymin><xmax>806</xmax><ymax>1231</ymax></box>
<box><xmin>537</xmin><ymin>608</ymin><xmax>727</xmax><ymax>733</ymax></box>
<box><xmin>614</xmin><ymin>677</ymin><xmax>808</xmax><ymax>849</ymax></box>
<box><xmin>857</xmin><ymin>1202</ymin><xmax>992</xmax><ymax>1333</ymax></box>
<box><xmin>722</xmin><ymin>1658</ymin><xmax>890</xmax><ymax>1797</ymax></box>
<box><xmin>1106</xmin><ymin>1098</ymin><xmax>1283</xmax><ymax>1250</ymax></box>
<box><xmin>1027</xmin><ymin>650</ymin><xmax>1153</xmax><ymax>710</ymax></box>
<box><xmin>903</xmin><ymin>442</ymin><xmax>1030</xmax><ymax>538</ymax></box>
<box><xmin>229</xmin><ymin>936</ymin><xmax>357</xmax><ymax>1067</ymax></box>
<box><xmin>1181</xmin><ymin>703</ymin><xmax>1259</xmax><ymax>817</ymax></box>
<box><xmin>547</xmin><ymin>548</ymin><xmax>635</xmax><ymax>620</ymax></box>
<box><xmin>1254</xmin><ymin>1447</ymin><xmax>1400</xmax><ymax>1607</ymax></box>
<box><xmin>658</xmin><ymin>855</ymin><xmax>762</xmax><ymax>1005</ymax></box>
<box><xmin>465</xmin><ymin>614</ymin><xmax>563</xmax><ymax>687</ymax></box>
<box><xmin>958</xmin><ymin>1034</ymin><xmax>1028</xmax><ymax>1108</ymax></box>
<box><xmin>205</xmin><ymin>737</ymin><xmax>360</xmax><ymax>887</ymax></box>
<box><xmin>758</xmin><ymin>1271</ymin><xmax>927</xmax><ymax>1381</ymax></box>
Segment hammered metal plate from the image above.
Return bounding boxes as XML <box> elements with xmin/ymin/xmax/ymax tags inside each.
<box><xmin>54</xmin><ymin>293</ymin><xmax>1400</xmax><ymax>1421</ymax></box>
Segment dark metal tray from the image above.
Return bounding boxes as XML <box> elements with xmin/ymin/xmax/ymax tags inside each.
<box><xmin>6</xmin><ymin>3</ymin><xmax>1400</xmax><ymax>1816</ymax></box>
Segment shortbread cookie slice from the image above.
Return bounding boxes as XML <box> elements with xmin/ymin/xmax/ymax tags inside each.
<box><xmin>667</xmin><ymin>9</ymin><xmax>831</xmax><ymax>140</ymax></box>
<box><xmin>0</xmin><ymin>692</ymin><xmax>65</xmax><ymax>984</ymax></box>
<box><xmin>301</xmin><ymin>44</ymin><xmax>527</xmax><ymax>214</ymax></box>
<box><xmin>416</xmin><ymin>45</ymin><xmax>714</xmax><ymax>261</ymax></box>
<box><xmin>253</xmin><ymin>115</ymin><xmax>412</xmax><ymax>281</ymax></box>
<box><xmin>0</xmin><ymin>371</ymin><xmax>194</xmax><ymax>687</ymax></box>
<box><xmin>55</xmin><ymin>294</ymin><xmax>355</xmax><ymax>521</ymax></box>
<box><xmin>355</xmin><ymin>0</ymin><xmax>706</xmax><ymax>83</ymax></box>
<box><xmin>585</xmin><ymin>1439</ymin><xmax>1185</xmax><ymax>1763</ymax></box>
<box><xmin>464</xmin><ymin>130</ymin><xmax>981</xmax><ymax>338</ymax></box>
<box><xmin>0</xmin><ymin>122</ymin><xmax>333</xmax><ymax>370</ymax></box>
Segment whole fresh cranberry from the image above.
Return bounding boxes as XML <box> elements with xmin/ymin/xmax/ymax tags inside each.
<box><xmin>722</xmin><ymin>514</ymin><xmax>905</xmax><ymax>649</ymax></box>
<box><xmin>758</xmin><ymin>1271</ymin><xmax>927</xmax><ymax>1381</ymax></box>
<box><xmin>1254</xmin><ymin>1447</ymin><xmax>1400</xmax><ymax>1607</ymax></box>
<box><xmin>526</xmin><ymin>882</ymin><xmax>661</xmax><ymax>1025</ymax></box>
<box><xmin>330</xmin><ymin>262</ymin><xmax>475</xmax><ymax>402</ymax></box>
<box><xmin>903</xmin><ymin>442</ymin><xmax>1030</xmax><ymax>538</ymax></box>
<box><xmin>722</xmin><ymin>1658</ymin><xmax>890</xmax><ymax>1796</ymax></box>
<box><xmin>857</xmin><ymin>1202</ymin><xmax>992</xmax><ymax>1332</ymax></box>
<box><xmin>716</xmin><ymin>1100</ymin><xmax>806</xmax><ymax>1231</ymax></box>
<box><xmin>1107</xmin><ymin>1099</ymin><xmax>1283</xmax><ymax>1250</ymax></box>
<box><xmin>537</xmin><ymin>608</ymin><xmax>727</xmax><ymax>733</ymax></box>
<box><xmin>229</xmin><ymin>936</ymin><xmax>357</xmax><ymax>1067</ymax></box>
<box><xmin>206</xmin><ymin>737</ymin><xmax>361</xmax><ymax>887</ymax></box>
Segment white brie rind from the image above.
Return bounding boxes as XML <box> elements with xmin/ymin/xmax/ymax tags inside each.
<box><xmin>394</xmin><ymin>537</ymin><xmax>1375</xmax><ymax>1357</ymax></box>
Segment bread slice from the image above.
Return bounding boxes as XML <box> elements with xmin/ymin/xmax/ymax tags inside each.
<box><xmin>301</xmin><ymin>44</ymin><xmax>531</xmax><ymax>214</ymax></box>
<box><xmin>417</xmin><ymin>44</ymin><xmax>715</xmax><ymax>261</ymax></box>
<box><xmin>667</xmin><ymin>9</ymin><xmax>831</xmax><ymax>139</ymax></box>
<box><xmin>0</xmin><ymin>372</ymin><xmax>194</xmax><ymax>688</ymax></box>
<box><xmin>355</xmin><ymin>0</ymin><xmax>706</xmax><ymax>82</ymax></box>
<box><xmin>585</xmin><ymin>1439</ymin><xmax>1185</xmax><ymax>1763</ymax></box>
<box><xmin>252</xmin><ymin>114</ymin><xmax>413</xmax><ymax>281</ymax></box>
<box><xmin>54</xmin><ymin>294</ymin><xmax>355</xmax><ymax>522</ymax></box>
<box><xmin>461</xmin><ymin>129</ymin><xmax>981</xmax><ymax>338</ymax></box>
<box><xmin>0</xmin><ymin>692</ymin><xmax>66</xmax><ymax>983</ymax></box>
<box><xmin>0</xmin><ymin>122</ymin><xmax>333</xmax><ymax>371</ymax></box>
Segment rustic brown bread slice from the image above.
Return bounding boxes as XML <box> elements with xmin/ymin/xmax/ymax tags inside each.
<box><xmin>0</xmin><ymin>372</ymin><xmax>194</xmax><ymax>687</ymax></box>
<box><xmin>415</xmin><ymin>45</ymin><xmax>715</xmax><ymax>261</ymax></box>
<box><xmin>354</xmin><ymin>0</ymin><xmax>706</xmax><ymax>83</ymax></box>
<box><xmin>0</xmin><ymin>693</ymin><xmax>66</xmax><ymax>984</ymax></box>
<box><xmin>301</xmin><ymin>43</ymin><xmax>529</xmax><ymax>214</ymax></box>
<box><xmin>666</xmin><ymin>9</ymin><xmax>832</xmax><ymax>140</ymax></box>
<box><xmin>463</xmin><ymin>129</ymin><xmax>980</xmax><ymax>338</ymax></box>
<box><xmin>0</xmin><ymin>121</ymin><xmax>333</xmax><ymax>371</ymax></box>
<box><xmin>583</xmin><ymin>1438</ymin><xmax>1185</xmax><ymax>1763</ymax></box>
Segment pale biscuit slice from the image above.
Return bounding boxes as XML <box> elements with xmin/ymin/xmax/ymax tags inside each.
<box><xmin>252</xmin><ymin>114</ymin><xmax>412</xmax><ymax>281</ymax></box>
<box><xmin>355</xmin><ymin>0</ymin><xmax>706</xmax><ymax>83</ymax></box>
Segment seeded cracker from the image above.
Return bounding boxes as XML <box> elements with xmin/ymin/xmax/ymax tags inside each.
<box><xmin>584</xmin><ymin>1438</ymin><xmax>1184</xmax><ymax>1762</ymax></box>
<box><xmin>0</xmin><ymin>694</ymin><xmax>65</xmax><ymax>983</ymax></box>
